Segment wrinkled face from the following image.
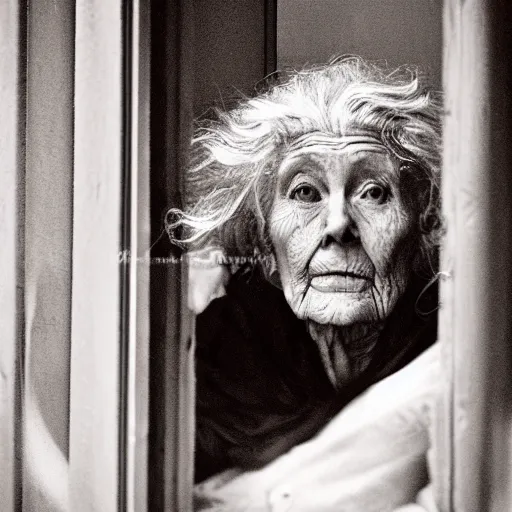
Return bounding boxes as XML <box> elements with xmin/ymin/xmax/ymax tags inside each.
<box><xmin>269</xmin><ymin>133</ymin><xmax>418</xmax><ymax>326</ymax></box>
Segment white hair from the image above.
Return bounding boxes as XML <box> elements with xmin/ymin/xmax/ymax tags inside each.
<box><xmin>168</xmin><ymin>56</ymin><xmax>442</xmax><ymax>272</ymax></box>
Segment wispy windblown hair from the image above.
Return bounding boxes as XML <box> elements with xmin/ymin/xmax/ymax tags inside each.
<box><xmin>168</xmin><ymin>56</ymin><xmax>442</xmax><ymax>272</ymax></box>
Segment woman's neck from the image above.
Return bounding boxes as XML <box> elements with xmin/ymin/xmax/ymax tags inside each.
<box><xmin>306</xmin><ymin>320</ymin><xmax>384</xmax><ymax>389</ymax></box>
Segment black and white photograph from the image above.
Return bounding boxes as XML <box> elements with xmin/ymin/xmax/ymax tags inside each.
<box><xmin>1</xmin><ymin>0</ymin><xmax>512</xmax><ymax>511</ymax></box>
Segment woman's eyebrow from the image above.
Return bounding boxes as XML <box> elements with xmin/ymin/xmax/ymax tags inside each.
<box><xmin>345</xmin><ymin>148</ymin><xmax>393</xmax><ymax>166</ymax></box>
<box><xmin>349</xmin><ymin>146</ymin><xmax>389</xmax><ymax>155</ymax></box>
<box><xmin>345</xmin><ymin>157</ymin><xmax>398</xmax><ymax>191</ymax></box>
<box><xmin>278</xmin><ymin>154</ymin><xmax>326</xmax><ymax>182</ymax></box>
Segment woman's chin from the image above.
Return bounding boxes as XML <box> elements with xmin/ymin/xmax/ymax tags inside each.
<box><xmin>295</xmin><ymin>289</ymin><xmax>386</xmax><ymax>326</ymax></box>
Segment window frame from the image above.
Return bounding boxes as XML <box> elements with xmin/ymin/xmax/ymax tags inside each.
<box><xmin>0</xmin><ymin>1</ymin><xmax>25</xmax><ymax>509</ymax></box>
<box><xmin>3</xmin><ymin>0</ymin><xmax>512</xmax><ymax>511</ymax></box>
<box><xmin>436</xmin><ymin>1</ymin><xmax>512</xmax><ymax>510</ymax></box>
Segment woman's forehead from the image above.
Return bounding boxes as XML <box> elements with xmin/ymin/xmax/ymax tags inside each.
<box><xmin>287</xmin><ymin>131</ymin><xmax>384</xmax><ymax>151</ymax></box>
<box><xmin>282</xmin><ymin>132</ymin><xmax>389</xmax><ymax>161</ymax></box>
<box><xmin>279</xmin><ymin>136</ymin><xmax>395</xmax><ymax>178</ymax></box>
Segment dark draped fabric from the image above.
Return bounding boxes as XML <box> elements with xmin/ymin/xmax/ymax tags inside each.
<box><xmin>195</xmin><ymin>265</ymin><xmax>438</xmax><ymax>483</ymax></box>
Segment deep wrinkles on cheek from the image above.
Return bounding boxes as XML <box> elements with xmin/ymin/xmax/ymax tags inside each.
<box><xmin>270</xmin><ymin>206</ymin><xmax>300</xmax><ymax>237</ymax></box>
<box><xmin>290</xmin><ymin>212</ymin><xmax>325</xmax><ymax>282</ymax></box>
<box><xmin>270</xmin><ymin>206</ymin><xmax>310</xmax><ymax>288</ymax></box>
<box><xmin>370</xmin><ymin>278</ymin><xmax>392</xmax><ymax>323</ymax></box>
<box><xmin>378</xmin><ymin>221</ymin><xmax>416</xmax><ymax>279</ymax></box>
<box><xmin>288</xmin><ymin>234</ymin><xmax>311</xmax><ymax>283</ymax></box>
<box><xmin>369</xmin><ymin>258</ymin><xmax>410</xmax><ymax>322</ymax></box>
<box><xmin>369</xmin><ymin>286</ymin><xmax>383</xmax><ymax>323</ymax></box>
<box><xmin>360</xmin><ymin>207</ymin><xmax>412</xmax><ymax>278</ymax></box>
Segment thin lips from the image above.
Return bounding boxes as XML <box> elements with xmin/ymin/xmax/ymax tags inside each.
<box><xmin>310</xmin><ymin>271</ymin><xmax>371</xmax><ymax>281</ymax></box>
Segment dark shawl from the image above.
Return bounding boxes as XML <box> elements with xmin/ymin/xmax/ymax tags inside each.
<box><xmin>195</xmin><ymin>265</ymin><xmax>437</xmax><ymax>483</ymax></box>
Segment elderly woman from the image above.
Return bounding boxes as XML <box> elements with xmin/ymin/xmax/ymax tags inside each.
<box><xmin>170</xmin><ymin>56</ymin><xmax>442</xmax><ymax>510</ymax></box>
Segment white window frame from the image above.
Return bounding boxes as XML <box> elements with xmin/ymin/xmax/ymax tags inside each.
<box><xmin>0</xmin><ymin>1</ymin><xmax>24</xmax><ymax>509</ymax></box>
<box><xmin>0</xmin><ymin>0</ymin><xmax>151</xmax><ymax>510</ymax></box>
<box><xmin>69</xmin><ymin>0</ymin><xmax>151</xmax><ymax>510</ymax></box>
<box><xmin>436</xmin><ymin>1</ymin><xmax>512</xmax><ymax>510</ymax></box>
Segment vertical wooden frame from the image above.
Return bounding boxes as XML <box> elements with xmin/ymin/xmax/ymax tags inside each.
<box><xmin>70</xmin><ymin>0</ymin><xmax>152</xmax><ymax>508</ymax></box>
<box><xmin>4</xmin><ymin>0</ymin><xmax>150</xmax><ymax>509</ymax></box>
<box><xmin>69</xmin><ymin>0</ymin><xmax>124</xmax><ymax>509</ymax></box>
<box><xmin>69</xmin><ymin>0</ymin><xmax>151</xmax><ymax>508</ymax></box>
<box><xmin>148</xmin><ymin>1</ymin><xmax>195</xmax><ymax>509</ymax></box>
<box><xmin>0</xmin><ymin>1</ymin><xmax>25</xmax><ymax>510</ymax></box>
<box><xmin>438</xmin><ymin>0</ymin><xmax>512</xmax><ymax>510</ymax></box>
<box><xmin>126</xmin><ymin>0</ymin><xmax>151</xmax><ymax>511</ymax></box>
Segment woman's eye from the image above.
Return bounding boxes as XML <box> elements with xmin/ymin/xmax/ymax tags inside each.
<box><xmin>290</xmin><ymin>185</ymin><xmax>321</xmax><ymax>203</ymax></box>
<box><xmin>360</xmin><ymin>184</ymin><xmax>389</xmax><ymax>204</ymax></box>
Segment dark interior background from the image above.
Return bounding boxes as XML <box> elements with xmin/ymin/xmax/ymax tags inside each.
<box><xmin>278</xmin><ymin>0</ymin><xmax>442</xmax><ymax>87</ymax></box>
<box><xmin>191</xmin><ymin>0</ymin><xmax>442</xmax><ymax>118</ymax></box>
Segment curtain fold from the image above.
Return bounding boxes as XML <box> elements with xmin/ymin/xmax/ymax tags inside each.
<box><xmin>23</xmin><ymin>0</ymin><xmax>75</xmax><ymax>509</ymax></box>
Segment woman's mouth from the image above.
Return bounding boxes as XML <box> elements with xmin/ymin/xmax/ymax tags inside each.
<box><xmin>309</xmin><ymin>272</ymin><xmax>371</xmax><ymax>293</ymax></box>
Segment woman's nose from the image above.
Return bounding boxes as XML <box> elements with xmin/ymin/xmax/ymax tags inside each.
<box><xmin>320</xmin><ymin>195</ymin><xmax>359</xmax><ymax>247</ymax></box>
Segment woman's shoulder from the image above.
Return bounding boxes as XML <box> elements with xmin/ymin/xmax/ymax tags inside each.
<box><xmin>195</xmin><ymin>265</ymin><xmax>332</xmax><ymax>396</ymax></box>
<box><xmin>194</xmin><ymin>266</ymin><xmax>335</xmax><ymax>480</ymax></box>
